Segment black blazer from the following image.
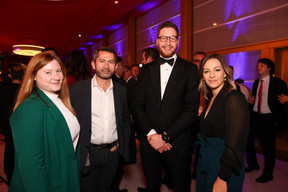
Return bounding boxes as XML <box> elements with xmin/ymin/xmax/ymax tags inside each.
<box><xmin>131</xmin><ymin>56</ymin><xmax>199</xmax><ymax>157</ymax></box>
<box><xmin>69</xmin><ymin>78</ymin><xmax>131</xmax><ymax>171</ymax></box>
<box><xmin>252</xmin><ymin>76</ymin><xmax>288</xmax><ymax>129</ymax></box>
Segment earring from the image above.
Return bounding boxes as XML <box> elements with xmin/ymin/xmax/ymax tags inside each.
<box><xmin>224</xmin><ymin>77</ymin><xmax>227</xmax><ymax>81</ymax></box>
<box><xmin>202</xmin><ymin>80</ymin><xmax>205</xmax><ymax>85</ymax></box>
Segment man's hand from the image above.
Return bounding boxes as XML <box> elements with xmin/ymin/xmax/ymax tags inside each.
<box><xmin>147</xmin><ymin>134</ymin><xmax>165</xmax><ymax>150</ymax></box>
<box><xmin>158</xmin><ymin>143</ymin><xmax>173</xmax><ymax>153</ymax></box>
<box><xmin>278</xmin><ymin>94</ymin><xmax>288</xmax><ymax>104</ymax></box>
<box><xmin>110</xmin><ymin>146</ymin><xmax>117</xmax><ymax>152</ymax></box>
<box><xmin>248</xmin><ymin>95</ymin><xmax>255</xmax><ymax>104</ymax></box>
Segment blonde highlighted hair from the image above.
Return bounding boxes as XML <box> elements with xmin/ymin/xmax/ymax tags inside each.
<box><xmin>13</xmin><ymin>51</ymin><xmax>76</xmax><ymax>115</ymax></box>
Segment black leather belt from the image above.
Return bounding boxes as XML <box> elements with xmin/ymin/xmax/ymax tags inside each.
<box><xmin>91</xmin><ymin>140</ymin><xmax>118</xmax><ymax>149</ymax></box>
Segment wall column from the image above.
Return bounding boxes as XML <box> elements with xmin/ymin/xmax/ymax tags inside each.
<box><xmin>128</xmin><ymin>17</ymin><xmax>136</xmax><ymax>66</ymax></box>
<box><xmin>180</xmin><ymin>0</ymin><xmax>193</xmax><ymax>62</ymax></box>
<box><xmin>102</xmin><ymin>33</ymin><xmax>109</xmax><ymax>47</ymax></box>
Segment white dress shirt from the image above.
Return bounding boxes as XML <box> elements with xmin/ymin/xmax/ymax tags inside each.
<box><xmin>91</xmin><ymin>76</ymin><xmax>118</xmax><ymax>144</ymax></box>
<box><xmin>148</xmin><ymin>54</ymin><xmax>177</xmax><ymax>136</ymax></box>
<box><xmin>46</xmin><ymin>93</ymin><xmax>80</xmax><ymax>151</ymax></box>
<box><xmin>160</xmin><ymin>54</ymin><xmax>177</xmax><ymax>99</ymax></box>
<box><xmin>253</xmin><ymin>75</ymin><xmax>272</xmax><ymax>114</ymax></box>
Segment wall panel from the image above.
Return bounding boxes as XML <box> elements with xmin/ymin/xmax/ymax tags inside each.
<box><xmin>193</xmin><ymin>0</ymin><xmax>288</xmax><ymax>52</ymax></box>
<box><xmin>109</xmin><ymin>24</ymin><xmax>129</xmax><ymax>64</ymax></box>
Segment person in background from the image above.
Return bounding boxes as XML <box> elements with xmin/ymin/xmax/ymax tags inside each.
<box><xmin>197</xmin><ymin>54</ymin><xmax>250</xmax><ymax>192</ymax></box>
<box><xmin>69</xmin><ymin>47</ymin><xmax>131</xmax><ymax>192</ymax></box>
<box><xmin>141</xmin><ymin>48</ymin><xmax>159</xmax><ymax>65</ymax></box>
<box><xmin>0</xmin><ymin>64</ymin><xmax>25</xmax><ymax>185</ymax></box>
<box><xmin>122</xmin><ymin>65</ymin><xmax>131</xmax><ymax>83</ymax></box>
<box><xmin>9</xmin><ymin>51</ymin><xmax>80</xmax><ymax>192</ymax></box>
<box><xmin>245</xmin><ymin>58</ymin><xmax>288</xmax><ymax>183</ymax></box>
<box><xmin>131</xmin><ymin>21</ymin><xmax>199</xmax><ymax>192</ymax></box>
<box><xmin>235</xmin><ymin>78</ymin><xmax>252</xmax><ymax>102</ymax></box>
<box><xmin>193</xmin><ymin>51</ymin><xmax>206</xmax><ymax>69</ymax></box>
<box><xmin>65</xmin><ymin>49</ymin><xmax>91</xmax><ymax>86</ymax></box>
<box><xmin>112</xmin><ymin>56</ymin><xmax>126</xmax><ymax>86</ymax></box>
<box><xmin>130</xmin><ymin>64</ymin><xmax>140</xmax><ymax>81</ymax></box>
<box><xmin>0</xmin><ymin>62</ymin><xmax>22</xmax><ymax>89</ymax></box>
<box><xmin>41</xmin><ymin>47</ymin><xmax>59</xmax><ymax>57</ymax></box>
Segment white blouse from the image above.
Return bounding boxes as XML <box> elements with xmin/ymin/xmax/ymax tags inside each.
<box><xmin>46</xmin><ymin>93</ymin><xmax>80</xmax><ymax>151</ymax></box>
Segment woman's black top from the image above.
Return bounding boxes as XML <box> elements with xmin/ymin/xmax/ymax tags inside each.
<box><xmin>200</xmin><ymin>88</ymin><xmax>250</xmax><ymax>181</ymax></box>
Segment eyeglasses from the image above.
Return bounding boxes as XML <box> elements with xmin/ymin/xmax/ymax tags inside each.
<box><xmin>157</xmin><ymin>36</ymin><xmax>178</xmax><ymax>42</ymax></box>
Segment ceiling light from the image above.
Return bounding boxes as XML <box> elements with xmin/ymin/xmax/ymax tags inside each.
<box><xmin>114</xmin><ymin>1</ymin><xmax>119</xmax><ymax>4</ymax></box>
<box><xmin>78</xmin><ymin>34</ymin><xmax>82</xmax><ymax>37</ymax></box>
<box><xmin>213</xmin><ymin>22</ymin><xmax>218</xmax><ymax>26</ymax></box>
<box><xmin>13</xmin><ymin>45</ymin><xmax>45</xmax><ymax>56</ymax></box>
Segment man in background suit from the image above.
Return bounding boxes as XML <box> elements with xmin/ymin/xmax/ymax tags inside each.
<box><xmin>69</xmin><ymin>47</ymin><xmax>131</xmax><ymax>192</ymax></box>
<box><xmin>141</xmin><ymin>47</ymin><xmax>159</xmax><ymax>65</ymax></box>
<box><xmin>131</xmin><ymin>21</ymin><xmax>199</xmax><ymax>191</ymax></box>
<box><xmin>245</xmin><ymin>58</ymin><xmax>288</xmax><ymax>183</ymax></box>
<box><xmin>112</xmin><ymin>56</ymin><xmax>125</xmax><ymax>86</ymax></box>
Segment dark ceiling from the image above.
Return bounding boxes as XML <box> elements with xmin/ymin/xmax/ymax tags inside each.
<box><xmin>0</xmin><ymin>0</ymin><xmax>165</xmax><ymax>59</ymax></box>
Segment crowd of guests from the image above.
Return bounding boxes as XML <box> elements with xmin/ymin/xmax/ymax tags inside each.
<box><xmin>0</xmin><ymin>20</ymin><xmax>287</xmax><ymax>192</ymax></box>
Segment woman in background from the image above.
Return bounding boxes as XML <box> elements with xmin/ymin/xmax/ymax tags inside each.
<box><xmin>64</xmin><ymin>49</ymin><xmax>90</xmax><ymax>86</ymax></box>
<box><xmin>197</xmin><ymin>54</ymin><xmax>250</xmax><ymax>192</ymax></box>
<box><xmin>9</xmin><ymin>51</ymin><xmax>80</xmax><ymax>192</ymax></box>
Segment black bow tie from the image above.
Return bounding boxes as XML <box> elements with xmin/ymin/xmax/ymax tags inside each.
<box><xmin>160</xmin><ymin>58</ymin><xmax>174</xmax><ymax>66</ymax></box>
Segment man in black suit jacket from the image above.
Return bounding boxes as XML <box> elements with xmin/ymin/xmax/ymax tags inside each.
<box><xmin>131</xmin><ymin>21</ymin><xmax>199</xmax><ymax>192</ymax></box>
<box><xmin>112</xmin><ymin>56</ymin><xmax>126</xmax><ymax>86</ymax></box>
<box><xmin>245</xmin><ymin>58</ymin><xmax>288</xmax><ymax>183</ymax></box>
<box><xmin>69</xmin><ymin>47</ymin><xmax>131</xmax><ymax>192</ymax></box>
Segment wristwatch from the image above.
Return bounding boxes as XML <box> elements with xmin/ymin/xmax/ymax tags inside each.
<box><xmin>161</xmin><ymin>132</ymin><xmax>169</xmax><ymax>142</ymax></box>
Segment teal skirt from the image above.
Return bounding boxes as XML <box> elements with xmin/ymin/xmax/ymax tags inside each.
<box><xmin>196</xmin><ymin>133</ymin><xmax>244</xmax><ymax>192</ymax></box>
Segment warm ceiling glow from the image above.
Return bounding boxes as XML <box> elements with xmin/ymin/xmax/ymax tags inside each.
<box><xmin>13</xmin><ymin>45</ymin><xmax>45</xmax><ymax>56</ymax></box>
<box><xmin>78</xmin><ymin>34</ymin><xmax>82</xmax><ymax>37</ymax></box>
<box><xmin>114</xmin><ymin>1</ymin><xmax>119</xmax><ymax>4</ymax></box>
<box><xmin>213</xmin><ymin>22</ymin><xmax>218</xmax><ymax>26</ymax></box>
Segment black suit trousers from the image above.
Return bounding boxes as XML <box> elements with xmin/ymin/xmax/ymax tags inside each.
<box><xmin>246</xmin><ymin>112</ymin><xmax>276</xmax><ymax>176</ymax></box>
<box><xmin>140</xmin><ymin>139</ymin><xmax>192</xmax><ymax>192</ymax></box>
<box><xmin>81</xmin><ymin>146</ymin><xmax>120</xmax><ymax>192</ymax></box>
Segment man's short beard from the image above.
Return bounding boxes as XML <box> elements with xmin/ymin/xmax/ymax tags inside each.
<box><xmin>95</xmin><ymin>70</ymin><xmax>113</xmax><ymax>80</ymax></box>
<box><xmin>159</xmin><ymin>48</ymin><xmax>176</xmax><ymax>58</ymax></box>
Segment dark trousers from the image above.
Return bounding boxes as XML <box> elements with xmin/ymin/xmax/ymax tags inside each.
<box><xmin>140</xmin><ymin>145</ymin><xmax>192</xmax><ymax>192</ymax></box>
<box><xmin>81</xmin><ymin>146</ymin><xmax>120</xmax><ymax>192</ymax></box>
<box><xmin>246</xmin><ymin>112</ymin><xmax>276</xmax><ymax>176</ymax></box>
<box><xmin>110</xmin><ymin>160</ymin><xmax>124</xmax><ymax>192</ymax></box>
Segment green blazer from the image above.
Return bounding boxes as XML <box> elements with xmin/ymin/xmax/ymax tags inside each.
<box><xmin>9</xmin><ymin>88</ymin><xmax>80</xmax><ymax>192</ymax></box>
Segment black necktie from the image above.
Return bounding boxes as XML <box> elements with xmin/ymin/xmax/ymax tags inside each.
<box><xmin>160</xmin><ymin>58</ymin><xmax>174</xmax><ymax>66</ymax></box>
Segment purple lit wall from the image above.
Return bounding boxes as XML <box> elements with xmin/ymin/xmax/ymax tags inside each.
<box><xmin>91</xmin><ymin>40</ymin><xmax>103</xmax><ymax>61</ymax></box>
<box><xmin>194</xmin><ymin>0</ymin><xmax>288</xmax><ymax>88</ymax></box>
<box><xmin>222</xmin><ymin>50</ymin><xmax>260</xmax><ymax>90</ymax></box>
<box><xmin>136</xmin><ymin>0</ymin><xmax>181</xmax><ymax>64</ymax></box>
<box><xmin>194</xmin><ymin>0</ymin><xmax>288</xmax><ymax>51</ymax></box>
<box><xmin>108</xmin><ymin>24</ymin><xmax>129</xmax><ymax>65</ymax></box>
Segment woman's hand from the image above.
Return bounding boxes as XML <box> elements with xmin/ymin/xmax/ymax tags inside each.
<box><xmin>213</xmin><ymin>177</ymin><xmax>227</xmax><ymax>192</ymax></box>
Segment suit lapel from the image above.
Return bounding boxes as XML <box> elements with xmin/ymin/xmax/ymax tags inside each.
<box><xmin>149</xmin><ymin>59</ymin><xmax>162</xmax><ymax>102</ymax></box>
<box><xmin>113</xmin><ymin>81</ymin><xmax>121</xmax><ymax>130</ymax></box>
<box><xmin>38</xmin><ymin>89</ymin><xmax>76</xmax><ymax>158</ymax></box>
<box><xmin>162</xmin><ymin>57</ymin><xmax>184</xmax><ymax>101</ymax></box>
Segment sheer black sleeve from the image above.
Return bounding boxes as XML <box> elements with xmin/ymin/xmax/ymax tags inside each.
<box><xmin>218</xmin><ymin>91</ymin><xmax>250</xmax><ymax>181</ymax></box>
